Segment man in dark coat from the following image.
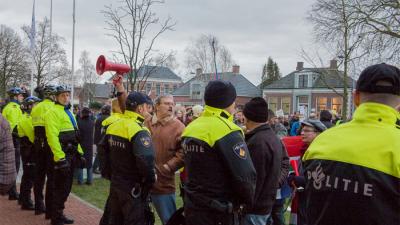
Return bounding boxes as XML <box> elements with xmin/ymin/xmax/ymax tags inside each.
<box><xmin>319</xmin><ymin>110</ymin><xmax>333</xmax><ymax>129</ymax></box>
<box><xmin>242</xmin><ymin>97</ymin><xmax>283</xmax><ymax>225</ymax></box>
<box><xmin>77</xmin><ymin>107</ymin><xmax>94</xmax><ymax>185</ymax></box>
<box><xmin>92</xmin><ymin>105</ymin><xmax>111</xmax><ymax>174</ymax></box>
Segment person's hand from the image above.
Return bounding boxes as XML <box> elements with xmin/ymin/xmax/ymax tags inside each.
<box><xmin>112</xmin><ymin>74</ymin><xmax>125</xmax><ymax>92</ymax></box>
<box><xmin>78</xmin><ymin>156</ymin><xmax>86</xmax><ymax>169</ymax></box>
<box><xmin>54</xmin><ymin>159</ymin><xmax>70</xmax><ymax>176</ymax></box>
<box><xmin>288</xmin><ymin>173</ymin><xmax>305</xmax><ymax>188</ymax></box>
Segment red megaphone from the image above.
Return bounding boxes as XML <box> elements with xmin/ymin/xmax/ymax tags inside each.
<box><xmin>96</xmin><ymin>55</ymin><xmax>131</xmax><ymax>75</ymax></box>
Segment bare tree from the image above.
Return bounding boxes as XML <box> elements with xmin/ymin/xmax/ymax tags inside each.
<box><xmin>22</xmin><ymin>18</ymin><xmax>70</xmax><ymax>87</ymax></box>
<box><xmin>307</xmin><ymin>0</ymin><xmax>369</xmax><ymax>119</ymax></box>
<box><xmin>153</xmin><ymin>52</ymin><xmax>179</xmax><ymax>71</ymax></box>
<box><xmin>75</xmin><ymin>50</ymin><xmax>98</xmax><ymax>103</ymax></box>
<box><xmin>0</xmin><ymin>25</ymin><xmax>30</xmax><ymax>98</ymax></box>
<box><xmin>350</xmin><ymin>0</ymin><xmax>400</xmax><ymax>62</ymax></box>
<box><xmin>102</xmin><ymin>0</ymin><xmax>176</xmax><ymax>91</ymax></box>
<box><xmin>184</xmin><ymin>34</ymin><xmax>234</xmax><ymax>75</ymax></box>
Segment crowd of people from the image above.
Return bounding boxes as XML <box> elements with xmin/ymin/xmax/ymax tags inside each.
<box><xmin>0</xmin><ymin>63</ymin><xmax>399</xmax><ymax>225</ymax></box>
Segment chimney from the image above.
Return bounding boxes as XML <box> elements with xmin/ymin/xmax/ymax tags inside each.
<box><xmin>296</xmin><ymin>62</ymin><xmax>304</xmax><ymax>71</ymax></box>
<box><xmin>330</xmin><ymin>59</ymin><xmax>338</xmax><ymax>69</ymax></box>
<box><xmin>195</xmin><ymin>68</ymin><xmax>203</xmax><ymax>76</ymax></box>
<box><xmin>232</xmin><ymin>65</ymin><xmax>240</xmax><ymax>74</ymax></box>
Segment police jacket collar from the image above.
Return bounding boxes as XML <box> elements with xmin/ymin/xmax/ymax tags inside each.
<box><xmin>353</xmin><ymin>102</ymin><xmax>400</xmax><ymax>128</ymax></box>
<box><xmin>124</xmin><ymin>110</ymin><xmax>145</xmax><ymax>123</ymax></box>
<box><xmin>203</xmin><ymin>105</ymin><xmax>233</xmax><ymax>121</ymax></box>
<box><xmin>10</xmin><ymin>99</ymin><xmax>20</xmax><ymax>105</ymax></box>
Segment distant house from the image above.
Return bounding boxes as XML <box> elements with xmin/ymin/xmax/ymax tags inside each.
<box><xmin>263</xmin><ymin>60</ymin><xmax>355</xmax><ymax>117</ymax></box>
<box><xmin>173</xmin><ymin>65</ymin><xmax>261</xmax><ymax>108</ymax></box>
<box><xmin>78</xmin><ymin>83</ymin><xmax>113</xmax><ymax>106</ymax></box>
<box><xmin>108</xmin><ymin>65</ymin><xmax>183</xmax><ymax>99</ymax></box>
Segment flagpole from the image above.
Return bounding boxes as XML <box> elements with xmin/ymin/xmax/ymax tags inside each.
<box><xmin>71</xmin><ymin>0</ymin><xmax>76</xmax><ymax>104</ymax></box>
<box><xmin>48</xmin><ymin>0</ymin><xmax>53</xmax><ymax>79</ymax></box>
<box><xmin>30</xmin><ymin>0</ymin><xmax>36</xmax><ymax>95</ymax></box>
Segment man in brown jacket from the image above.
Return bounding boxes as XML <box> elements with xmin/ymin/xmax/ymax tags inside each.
<box><xmin>146</xmin><ymin>94</ymin><xmax>185</xmax><ymax>225</ymax></box>
<box><xmin>0</xmin><ymin>113</ymin><xmax>16</xmax><ymax>195</ymax></box>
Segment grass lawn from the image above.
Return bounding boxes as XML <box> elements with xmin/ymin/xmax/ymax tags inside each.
<box><xmin>72</xmin><ymin>175</ymin><xmax>290</xmax><ymax>225</ymax></box>
<box><xmin>71</xmin><ymin>175</ymin><xmax>183</xmax><ymax>225</ymax></box>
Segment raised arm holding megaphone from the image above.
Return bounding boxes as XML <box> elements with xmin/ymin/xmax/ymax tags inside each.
<box><xmin>96</xmin><ymin>55</ymin><xmax>130</xmax><ymax>112</ymax></box>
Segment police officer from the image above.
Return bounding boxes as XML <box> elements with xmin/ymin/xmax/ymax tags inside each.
<box><xmin>31</xmin><ymin>84</ymin><xmax>57</xmax><ymax>216</ymax></box>
<box><xmin>105</xmin><ymin>91</ymin><xmax>155</xmax><ymax>225</ymax></box>
<box><xmin>18</xmin><ymin>96</ymin><xmax>41</xmax><ymax>210</ymax></box>
<box><xmin>45</xmin><ymin>85</ymin><xmax>85</xmax><ymax>225</ymax></box>
<box><xmin>2</xmin><ymin>87</ymin><xmax>25</xmax><ymax>200</ymax></box>
<box><xmin>98</xmin><ymin>99</ymin><xmax>123</xmax><ymax>225</ymax></box>
<box><xmin>303</xmin><ymin>63</ymin><xmax>400</xmax><ymax>225</ymax></box>
<box><xmin>181</xmin><ymin>80</ymin><xmax>257</xmax><ymax>225</ymax></box>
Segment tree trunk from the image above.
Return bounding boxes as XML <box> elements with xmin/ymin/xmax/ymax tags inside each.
<box><xmin>341</xmin><ymin>0</ymin><xmax>349</xmax><ymax>120</ymax></box>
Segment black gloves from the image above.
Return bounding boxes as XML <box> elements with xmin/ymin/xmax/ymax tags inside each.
<box><xmin>288</xmin><ymin>173</ymin><xmax>305</xmax><ymax>188</ymax></box>
<box><xmin>77</xmin><ymin>156</ymin><xmax>86</xmax><ymax>169</ymax></box>
<box><xmin>54</xmin><ymin>159</ymin><xmax>70</xmax><ymax>176</ymax></box>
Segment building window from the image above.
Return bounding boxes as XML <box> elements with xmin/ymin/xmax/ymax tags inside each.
<box><xmin>298</xmin><ymin>74</ymin><xmax>308</xmax><ymax>88</ymax></box>
<box><xmin>156</xmin><ymin>84</ymin><xmax>161</xmax><ymax>96</ymax></box>
<box><xmin>191</xmin><ymin>83</ymin><xmax>202</xmax><ymax>99</ymax></box>
<box><xmin>297</xmin><ymin>95</ymin><xmax>309</xmax><ymax>116</ymax></box>
<box><xmin>316</xmin><ymin>97</ymin><xmax>328</xmax><ymax>113</ymax></box>
<box><xmin>268</xmin><ymin>97</ymin><xmax>278</xmax><ymax>113</ymax></box>
<box><xmin>281</xmin><ymin>97</ymin><xmax>291</xmax><ymax>114</ymax></box>
<box><xmin>331</xmin><ymin>97</ymin><xmax>342</xmax><ymax>116</ymax></box>
<box><xmin>164</xmin><ymin>84</ymin><xmax>170</xmax><ymax>94</ymax></box>
<box><xmin>145</xmin><ymin>83</ymin><xmax>152</xmax><ymax>95</ymax></box>
<box><xmin>173</xmin><ymin>85</ymin><xmax>178</xmax><ymax>92</ymax></box>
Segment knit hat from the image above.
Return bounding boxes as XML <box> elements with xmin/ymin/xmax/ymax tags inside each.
<box><xmin>204</xmin><ymin>80</ymin><xmax>237</xmax><ymax>109</ymax></box>
<box><xmin>243</xmin><ymin>97</ymin><xmax>268</xmax><ymax>123</ymax></box>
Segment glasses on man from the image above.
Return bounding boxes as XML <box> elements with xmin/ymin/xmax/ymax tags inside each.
<box><xmin>301</xmin><ymin>128</ymin><xmax>316</xmax><ymax>133</ymax></box>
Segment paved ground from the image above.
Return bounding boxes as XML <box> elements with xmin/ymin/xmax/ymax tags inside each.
<box><xmin>0</xmin><ymin>192</ymin><xmax>102</xmax><ymax>225</ymax></box>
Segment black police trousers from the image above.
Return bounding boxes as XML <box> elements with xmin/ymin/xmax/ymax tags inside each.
<box><xmin>109</xmin><ymin>186</ymin><xmax>151</xmax><ymax>225</ymax></box>
<box><xmin>33</xmin><ymin>135</ymin><xmax>54</xmax><ymax>214</ymax></box>
<box><xmin>19</xmin><ymin>138</ymin><xmax>35</xmax><ymax>206</ymax></box>
<box><xmin>51</xmin><ymin>154</ymin><xmax>74</xmax><ymax>225</ymax></box>
<box><xmin>184</xmin><ymin>208</ymin><xmax>235</xmax><ymax>225</ymax></box>
<box><xmin>99</xmin><ymin>195</ymin><xmax>112</xmax><ymax>225</ymax></box>
<box><xmin>8</xmin><ymin>134</ymin><xmax>20</xmax><ymax>198</ymax></box>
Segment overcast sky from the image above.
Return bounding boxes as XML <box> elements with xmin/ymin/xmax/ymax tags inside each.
<box><xmin>1</xmin><ymin>0</ymin><xmax>319</xmax><ymax>85</ymax></box>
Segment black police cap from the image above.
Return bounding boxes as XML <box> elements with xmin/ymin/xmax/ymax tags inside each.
<box><xmin>356</xmin><ymin>63</ymin><xmax>400</xmax><ymax>95</ymax></box>
<box><xmin>126</xmin><ymin>91</ymin><xmax>152</xmax><ymax>107</ymax></box>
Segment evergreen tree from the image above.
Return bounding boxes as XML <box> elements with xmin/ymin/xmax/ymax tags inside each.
<box><xmin>273</xmin><ymin>62</ymin><xmax>281</xmax><ymax>80</ymax></box>
<box><xmin>261</xmin><ymin>63</ymin><xmax>267</xmax><ymax>86</ymax></box>
<box><xmin>260</xmin><ymin>57</ymin><xmax>280</xmax><ymax>88</ymax></box>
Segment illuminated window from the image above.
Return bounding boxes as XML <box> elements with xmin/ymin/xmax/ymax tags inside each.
<box><xmin>268</xmin><ymin>97</ymin><xmax>278</xmax><ymax>113</ymax></box>
<box><xmin>281</xmin><ymin>97</ymin><xmax>291</xmax><ymax>114</ymax></box>
<box><xmin>316</xmin><ymin>97</ymin><xmax>327</xmax><ymax>113</ymax></box>
<box><xmin>331</xmin><ymin>97</ymin><xmax>342</xmax><ymax>115</ymax></box>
